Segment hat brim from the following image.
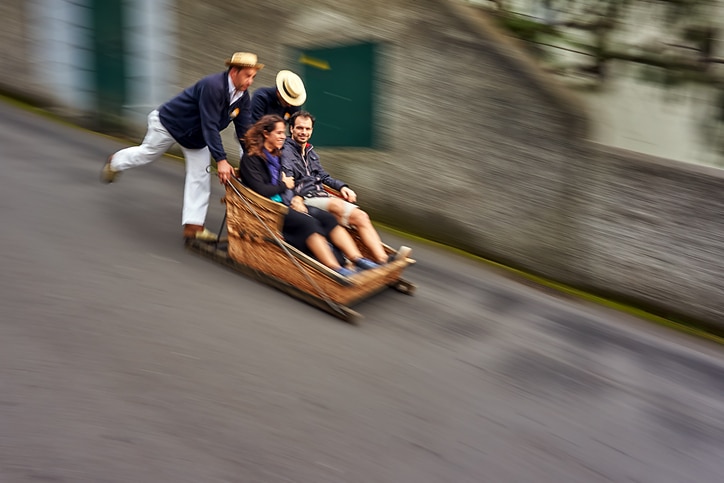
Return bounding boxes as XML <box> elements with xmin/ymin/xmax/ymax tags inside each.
<box><xmin>225</xmin><ymin>59</ymin><xmax>265</xmax><ymax>70</ymax></box>
<box><xmin>276</xmin><ymin>73</ymin><xmax>307</xmax><ymax>107</ymax></box>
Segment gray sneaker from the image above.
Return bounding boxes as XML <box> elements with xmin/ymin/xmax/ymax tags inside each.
<box><xmin>101</xmin><ymin>156</ymin><xmax>119</xmax><ymax>183</ymax></box>
<box><xmin>392</xmin><ymin>245</ymin><xmax>412</xmax><ymax>262</ymax></box>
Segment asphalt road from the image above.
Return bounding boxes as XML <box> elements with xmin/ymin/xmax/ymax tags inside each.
<box><xmin>2</xmin><ymin>101</ymin><xmax>724</xmax><ymax>483</ymax></box>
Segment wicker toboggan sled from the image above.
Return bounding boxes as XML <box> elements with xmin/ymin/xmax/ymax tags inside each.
<box><xmin>185</xmin><ymin>176</ymin><xmax>415</xmax><ymax>322</ymax></box>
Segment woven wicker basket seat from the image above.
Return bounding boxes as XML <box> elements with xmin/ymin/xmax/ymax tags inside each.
<box><xmin>214</xmin><ymin>177</ymin><xmax>414</xmax><ymax>320</ymax></box>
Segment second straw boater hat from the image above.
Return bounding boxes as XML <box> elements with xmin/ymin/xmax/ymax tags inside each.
<box><xmin>276</xmin><ymin>70</ymin><xmax>307</xmax><ymax>106</ymax></box>
<box><xmin>225</xmin><ymin>52</ymin><xmax>265</xmax><ymax>70</ymax></box>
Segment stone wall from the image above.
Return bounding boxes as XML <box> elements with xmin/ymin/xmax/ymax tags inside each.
<box><xmin>573</xmin><ymin>148</ymin><xmax>724</xmax><ymax>324</ymax></box>
<box><xmin>1</xmin><ymin>0</ymin><xmax>723</xmax><ymax>326</ymax></box>
<box><xmin>0</xmin><ymin>1</ymin><xmax>35</xmax><ymax>102</ymax></box>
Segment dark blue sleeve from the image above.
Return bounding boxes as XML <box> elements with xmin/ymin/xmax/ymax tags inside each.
<box><xmin>251</xmin><ymin>89</ymin><xmax>269</xmax><ymax>124</ymax></box>
<box><xmin>280</xmin><ymin>144</ymin><xmax>295</xmax><ymax>177</ymax></box>
<box><xmin>280</xmin><ymin>187</ymin><xmax>295</xmax><ymax>206</ymax></box>
<box><xmin>233</xmin><ymin>93</ymin><xmax>251</xmax><ymax>149</ymax></box>
<box><xmin>197</xmin><ymin>78</ymin><xmax>228</xmax><ymax>162</ymax></box>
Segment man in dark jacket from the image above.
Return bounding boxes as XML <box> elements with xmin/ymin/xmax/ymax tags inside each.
<box><xmin>101</xmin><ymin>52</ymin><xmax>263</xmax><ymax>241</ymax></box>
<box><xmin>281</xmin><ymin>111</ymin><xmax>411</xmax><ymax>265</ymax></box>
<box><xmin>251</xmin><ymin>70</ymin><xmax>306</xmax><ymax>123</ymax></box>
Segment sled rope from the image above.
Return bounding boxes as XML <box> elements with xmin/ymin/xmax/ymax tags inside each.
<box><xmin>226</xmin><ymin>179</ymin><xmax>349</xmax><ymax>318</ymax></box>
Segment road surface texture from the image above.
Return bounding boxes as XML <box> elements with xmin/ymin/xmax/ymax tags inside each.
<box><xmin>1</xmin><ymin>101</ymin><xmax>724</xmax><ymax>482</ymax></box>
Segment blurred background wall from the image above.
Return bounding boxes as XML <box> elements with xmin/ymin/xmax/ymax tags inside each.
<box><xmin>1</xmin><ymin>0</ymin><xmax>723</xmax><ymax>327</ymax></box>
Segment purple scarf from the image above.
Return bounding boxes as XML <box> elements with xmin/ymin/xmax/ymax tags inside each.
<box><xmin>263</xmin><ymin>148</ymin><xmax>283</xmax><ymax>203</ymax></box>
<box><xmin>263</xmin><ymin>148</ymin><xmax>281</xmax><ymax>184</ymax></box>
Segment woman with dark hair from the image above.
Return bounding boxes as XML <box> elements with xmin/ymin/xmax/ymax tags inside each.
<box><xmin>238</xmin><ymin>115</ymin><xmax>379</xmax><ymax>277</ymax></box>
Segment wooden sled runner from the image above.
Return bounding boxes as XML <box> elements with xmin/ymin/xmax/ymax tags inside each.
<box><xmin>185</xmin><ymin>177</ymin><xmax>415</xmax><ymax>323</ymax></box>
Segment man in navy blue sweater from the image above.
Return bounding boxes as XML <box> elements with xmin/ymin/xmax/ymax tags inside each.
<box><xmin>251</xmin><ymin>70</ymin><xmax>306</xmax><ymax>124</ymax></box>
<box><xmin>102</xmin><ymin>52</ymin><xmax>263</xmax><ymax>241</ymax></box>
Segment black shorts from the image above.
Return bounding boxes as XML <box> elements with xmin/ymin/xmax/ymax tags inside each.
<box><xmin>283</xmin><ymin>207</ymin><xmax>343</xmax><ymax>264</ymax></box>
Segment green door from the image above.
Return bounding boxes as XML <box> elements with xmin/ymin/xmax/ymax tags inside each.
<box><xmin>297</xmin><ymin>42</ymin><xmax>377</xmax><ymax>147</ymax></box>
<box><xmin>90</xmin><ymin>0</ymin><xmax>127</xmax><ymax>120</ymax></box>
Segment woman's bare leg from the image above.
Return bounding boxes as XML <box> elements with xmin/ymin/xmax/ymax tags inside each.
<box><xmin>328</xmin><ymin>226</ymin><xmax>363</xmax><ymax>261</ymax></box>
<box><xmin>306</xmin><ymin>233</ymin><xmax>342</xmax><ymax>269</ymax></box>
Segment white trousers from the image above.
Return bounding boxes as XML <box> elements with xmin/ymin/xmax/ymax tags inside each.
<box><xmin>111</xmin><ymin>110</ymin><xmax>211</xmax><ymax>226</ymax></box>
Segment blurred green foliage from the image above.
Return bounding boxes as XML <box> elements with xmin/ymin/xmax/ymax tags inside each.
<box><xmin>495</xmin><ymin>14</ymin><xmax>560</xmax><ymax>42</ymax></box>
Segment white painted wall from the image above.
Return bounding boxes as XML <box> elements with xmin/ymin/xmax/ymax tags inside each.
<box><xmin>28</xmin><ymin>0</ymin><xmax>94</xmax><ymax>111</ymax></box>
<box><xmin>123</xmin><ymin>0</ymin><xmax>177</xmax><ymax>123</ymax></box>
<box><xmin>26</xmin><ymin>0</ymin><xmax>176</xmax><ymax>122</ymax></box>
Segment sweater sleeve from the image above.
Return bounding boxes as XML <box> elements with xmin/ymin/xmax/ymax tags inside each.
<box><xmin>251</xmin><ymin>89</ymin><xmax>270</xmax><ymax>125</ymax></box>
<box><xmin>198</xmin><ymin>79</ymin><xmax>228</xmax><ymax>162</ymax></box>
<box><xmin>232</xmin><ymin>93</ymin><xmax>251</xmax><ymax>150</ymax></box>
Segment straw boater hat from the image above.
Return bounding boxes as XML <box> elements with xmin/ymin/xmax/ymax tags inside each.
<box><xmin>276</xmin><ymin>70</ymin><xmax>307</xmax><ymax>106</ymax></box>
<box><xmin>225</xmin><ymin>52</ymin><xmax>264</xmax><ymax>70</ymax></box>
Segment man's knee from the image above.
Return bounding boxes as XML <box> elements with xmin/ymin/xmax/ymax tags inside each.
<box><xmin>349</xmin><ymin>208</ymin><xmax>371</xmax><ymax>226</ymax></box>
<box><xmin>327</xmin><ymin>197</ymin><xmax>345</xmax><ymax>215</ymax></box>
